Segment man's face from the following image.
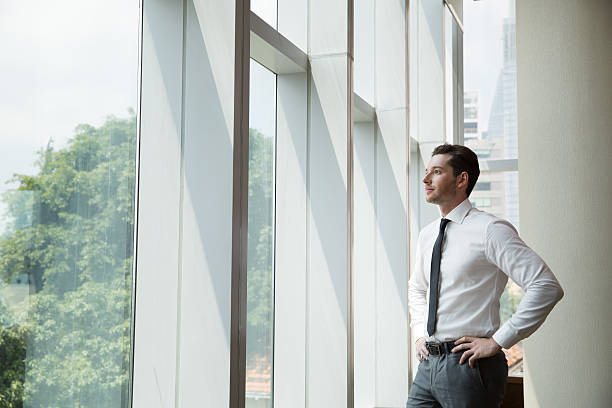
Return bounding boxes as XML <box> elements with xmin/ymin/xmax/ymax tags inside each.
<box><xmin>422</xmin><ymin>154</ymin><xmax>465</xmax><ymax>205</ymax></box>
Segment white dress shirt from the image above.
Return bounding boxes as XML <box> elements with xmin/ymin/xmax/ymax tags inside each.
<box><xmin>408</xmin><ymin>198</ymin><xmax>564</xmax><ymax>349</ymax></box>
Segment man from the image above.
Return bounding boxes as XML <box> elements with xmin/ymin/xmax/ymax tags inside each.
<box><xmin>407</xmin><ymin>144</ymin><xmax>563</xmax><ymax>408</ymax></box>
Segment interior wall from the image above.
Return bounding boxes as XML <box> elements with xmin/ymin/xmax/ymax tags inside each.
<box><xmin>516</xmin><ymin>1</ymin><xmax>612</xmax><ymax>406</ymax></box>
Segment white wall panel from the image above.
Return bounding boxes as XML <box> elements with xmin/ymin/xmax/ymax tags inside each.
<box><xmin>414</xmin><ymin>0</ymin><xmax>444</xmax><ymax>152</ymax></box>
<box><xmin>409</xmin><ymin>0</ymin><xmax>444</xmax><ymax>292</ymax></box>
<box><xmin>353</xmin><ymin>122</ymin><xmax>376</xmax><ymax>408</ymax></box>
<box><xmin>278</xmin><ymin>0</ymin><xmax>307</xmax><ymax>52</ymax></box>
<box><xmin>309</xmin><ymin>0</ymin><xmax>349</xmax><ymax>55</ymax></box>
<box><xmin>177</xmin><ymin>0</ymin><xmax>235</xmax><ymax>406</ymax></box>
<box><xmin>375</xmin><ymin>0</ymin><xmax>407</xmax><ymax>110</ymax></box>
<box><xmin>308</xmin><ymin>54</ymin><xmax>349</xmax><ymax>408</ymax></box>
<box><xmin>372</xmin><ymin>1</ymin><xmax>409</xmax><ymax>404</ymax></box>
<box><xmin>354</xmin><ymin>0</ymin><xmax>374</xmax><ymax>105</ymax></box>
<box><xmin>132</xmin><ymin>0</ymin><xmax>184</xmax><ymax>406</ymax></box>
<box><xmin>274</xmin><ymin>72</ymin><xmax>308</xmax><ymax>408</ymax></box>
<box><xmin>133</xmin><ymin>0</ymin><xmax>236</xmax><ymax>406</ymax></box>
<box><xmin>374</xmin><ymin>110</ymin><xmax>408</xmax><ymax>406</ymax></box>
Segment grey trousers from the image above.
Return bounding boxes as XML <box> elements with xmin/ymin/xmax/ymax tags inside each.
<box><xmin>407</xmin><ymin>350</ymin><xmax>508</xmax><ymax>408</ymax></box>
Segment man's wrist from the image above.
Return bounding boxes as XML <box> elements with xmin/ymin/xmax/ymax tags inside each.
<box><xmin>416</xmin><ymin>337</ymin><xmax>425</xmax><ymax>345</ymax></box>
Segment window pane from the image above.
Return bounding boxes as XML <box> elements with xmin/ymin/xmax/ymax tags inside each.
<box><xmin>246</xmin><ymin>59</ymin><xmax>276</xmax><ymax>408</ymax></box>
<box><xmin>0</xmin><ymin>1</ymin><xmax>139</xmax><ymax>406</ymax></box>
<box><xmin>463</xmin><ymin>0</ymin><xmax>522</xmax><ymax>375</ymax></box>
<box><xmin>473</xmin><ymin>181</ymin><xmax>491</xmax><ymax>191</ymax></box>
<box><xmin>471</xmin><ymin>170</ymin><xmax>523</xmax><ymax>375</ymax></box>
<box><xmin>464</xmin><ymin>0</ymin><xmax>517</xmax><ymax>160</ymax></box>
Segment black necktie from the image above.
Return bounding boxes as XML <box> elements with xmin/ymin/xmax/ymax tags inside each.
<box><xmin>427</xmin><ymin>218</ymin><xmax>451</xmax><ymax>337</ymax></box>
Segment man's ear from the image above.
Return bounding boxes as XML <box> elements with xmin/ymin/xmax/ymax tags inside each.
<box><xmin>457</xmin><ymin>172</ymin><xmax>469</xmax><ymax>192</ymax></box>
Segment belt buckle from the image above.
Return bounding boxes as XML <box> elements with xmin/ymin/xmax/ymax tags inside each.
<box><xmin>427</xmin><ymin>343</ymin><xmax>441</xmax><ymax>356</ymax></box>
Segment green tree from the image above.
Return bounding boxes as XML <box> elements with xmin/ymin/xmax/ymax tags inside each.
<box><xmin>0</xmin><ymin>304</ymin><xmax>26</xmax><ymax>408</ymax></box>
<box><xmin>0</xmin><ymin>117</ymin><xmax>275</xmax><ymax>406</ymax></box>
<box><xmin>246</xmin><ymin>128</ymin><xmax>274</xmax><ymax>367</ymax></box>
<box><xmin>0</xmin><ymin>113</ymin><xmax>136</xmax><ymax>407</ymax></box>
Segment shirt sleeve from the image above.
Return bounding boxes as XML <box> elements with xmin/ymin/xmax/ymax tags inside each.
<box><xmin>485</xmin><ymin>219</ymin><xmax>564</xmax><ymax>349</ymax></box>
<box><xmin>408</xmin><ymin>234</ymin><xmax>427</xmax><ymax>340</ymax></box>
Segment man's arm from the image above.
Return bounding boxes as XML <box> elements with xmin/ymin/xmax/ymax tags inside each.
<box><xmin>408</xmin><ymin>237</ymin><xmax>427</xmax><ymax>350</ymax></box>
<box><xmin>485</xmin><ymin>219</ymin><xmax>564</xmax><ymax>349</ymax></box>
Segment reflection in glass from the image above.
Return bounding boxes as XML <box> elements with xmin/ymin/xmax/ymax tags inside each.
<box><xmin>0</xmin><ymin>1</ymin><xmax>138</xmax><ymax>406</ymax></box>
<box><xmin>246</xmin><ymin>59</ymin><xmax>276</xmax><ymax>408</ymax></box>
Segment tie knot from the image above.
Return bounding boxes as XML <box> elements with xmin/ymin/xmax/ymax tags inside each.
<box><xmin>440</xmin><ymin>218</ymin><xmax>451</xmax><ymax>231</ymax></box>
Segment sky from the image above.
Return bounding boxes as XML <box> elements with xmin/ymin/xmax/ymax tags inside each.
<box><xmin>0</xmin><ymin>0</ymin><xmax>139</xmax><ymax>231</ymax></box>
<box><xmin>249</xmin><ymin>60</ymin><xmax>277</xmax><ymax>139</ymax></box>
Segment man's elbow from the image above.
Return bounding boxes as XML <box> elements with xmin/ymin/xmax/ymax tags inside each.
<box><xmin>554</xmin><ymin>284</ymin><xmax>564</xmax><ymax>303</ymax></box>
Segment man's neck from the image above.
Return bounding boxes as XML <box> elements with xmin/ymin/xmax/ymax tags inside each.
<box><xmin>438</xmin><ymin>195</ymin><xmax>467</xmax><ymax>218</ymax></box>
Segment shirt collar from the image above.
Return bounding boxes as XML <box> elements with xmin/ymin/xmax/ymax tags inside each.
<box><xmin>441</xmin><ymin>198</ymin><xmax>472</xmax><ymax>225</ymax></box>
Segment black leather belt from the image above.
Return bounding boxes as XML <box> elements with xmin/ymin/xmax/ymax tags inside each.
<box><xmin>425</xmin><ymin>340</ymin><xmax>456</xmax><ymax>356</ymax></box>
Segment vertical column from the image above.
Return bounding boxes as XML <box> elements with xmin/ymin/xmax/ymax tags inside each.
<box><xmin>132</xmin><ymin>1</ymin><xmax>184</xmax><ymax>406</ymax></box>
<box><xmin>274</xmin><ymin>4</ymin><xmax>308</xmax><ymax>407</ymax></box>
<box><xmin>409</xmin><ymin>0</ymin><xmax>444</xmax><ymax>245</ymax></box>
<box><xmin>307</xmin><ymin>0</ymin><xmax>353</xmax><ymax>406</ymax></box>
<box><xmin>178</xmin><ymin>0</ymin><xmax>237</xmax><ymax>406</ymax></box>
<box><xmin>517</xmin><ymin>1</ymin><xmax>612</xmax><ymax>407</ymax></box>
<box><xmin>352</xmin><ymin>0</ymin><xmax>376</xmax><ymax>405</ymax></box>
<box><xmin>452</xmin><ymin>19</ymin><xmax>464</xmax><ymax>146</ymax></box>
<box><xmin>408</xmin><ymin>0</ymin><xmax>444</xmax><ymax>378</ymax></box>
<box><xmin>353</xmin><ymin>121</ymin><xmax>376</xmax><ymax>408</ymax></box>
<box><xmin>274</xmin><ymin>72</ymin><xmax>308</xmax><ymax>408</ymax></box>
<box><xmin>374</xmin><ymin>0</ymin><xmax>409</xmax><ymax>405</ymax></box>
<box><xmin>135</xmin><ymin>0</ymin><xmax>245</xmax><ymax>406</ymax></box>
<box><xmin>412</xmin><ymin>0</ymin><xmax>444</xmax><ymax>166</ymax></box>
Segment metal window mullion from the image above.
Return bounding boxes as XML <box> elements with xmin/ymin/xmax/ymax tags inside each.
<box><xmin>229</xmin><ymin>0</ymin><xmax>251</xmax><ymax>407</ymax></box>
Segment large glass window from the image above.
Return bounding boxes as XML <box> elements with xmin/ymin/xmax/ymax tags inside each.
<box><xmin>246</xmin><ymin>59</ymin><xmax>276</xmax><ymax>408</ymax></box>
<box><xmin>464</xmin><ymin>0</ymin><xmax>523</xmax><ymax>376</ymax></box>
<box><xmin>0</xmin><ymin>1</ymin><xmax>139</xmax><ymax>406</ymax></box>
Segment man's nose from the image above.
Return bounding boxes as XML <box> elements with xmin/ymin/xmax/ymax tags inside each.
<box><xmin>422</xmin><ymin>172</ymin><xmax>430</xmax><ymax>184</ymax></box>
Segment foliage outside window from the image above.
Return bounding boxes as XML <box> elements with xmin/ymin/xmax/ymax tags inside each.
<box><xmin>0</xmin><ymin>114</ymin><xmax>137</xmax><ymax>407</ymax></box>
<box><xmin>245</xmin><ymin>59</ymin><xmax>275</xmax><ymax>408</ymax></box>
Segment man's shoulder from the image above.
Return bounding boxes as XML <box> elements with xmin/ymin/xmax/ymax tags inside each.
<box><xmin>466</xmin><ymin>206</ymin><xmax>499</xmax><ymax>222</ymax></box>
<box><xmin>466</xmin><ymin>207</ymin><xmax>518</xmax><ymax>235</ymax></box>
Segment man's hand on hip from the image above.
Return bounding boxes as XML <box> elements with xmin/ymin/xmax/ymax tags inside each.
<box><xmin>415</xmin><ymin>337</ymin><xmax>429</xmax><ymax>362</ymax></box>
<box><xmin>451</xmin><ymin>336</ymin><xmax>502</xmax><ymax>368</ymax></box>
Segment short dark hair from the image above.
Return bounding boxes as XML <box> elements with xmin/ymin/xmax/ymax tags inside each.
<box><xmin>431</xmin><ymin>144</ymin><xmax>480</xmax><ymax>196</ymax></box>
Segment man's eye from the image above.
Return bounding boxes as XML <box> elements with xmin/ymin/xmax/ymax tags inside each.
<box><xmin>434</xmin><ymin>170</ymin><xmax>440</xmax><ymax>174</ymax></box>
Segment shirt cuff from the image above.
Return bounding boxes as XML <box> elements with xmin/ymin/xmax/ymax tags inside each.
<box><xmin>492</xmin><ymin>323</ymin><xmax>519</xmax><ymax>349</ymax></box>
